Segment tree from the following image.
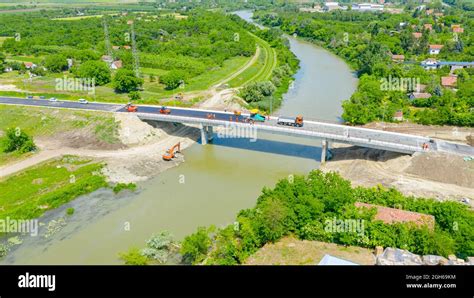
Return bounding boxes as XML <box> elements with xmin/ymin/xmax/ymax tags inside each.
<box><xmin>1</xmin><ymin>128</ymin><xmax>36</xmax><ymax>153</ymax></box>
<box><xmin>0</xmin><ymin>52</ymin><xmax>5</xmax><ymax>74</ymax></box>
<box><xmin>43</xmin><ymin>54</ymin><xmax>68</xmax><ymax>73</ymax></box>
<box><xmin>160</xmin><ymin>70</ymin><xmax>186</xmax><ymax>90</ymax></box>
<box><xmin>112</xmin><ymin>69</ymin><xmax>143</xmax><ymax>93</ymax></box>
<box><xmin>74</xmin><ymin>60</ymin><xmax>111</xmax><ymax>86</ymax></box>
<box><xmin>119</xmin><ymin>248</ymin><xmax>148</xmax><ymax>265</ymax></box>
<box><xmin>181</xmin><ymin>226</ymin><xmax>212</xmax><ymax>264</ymax></box>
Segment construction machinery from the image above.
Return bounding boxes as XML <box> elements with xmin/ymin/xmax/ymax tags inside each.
<box><xmin>277</xmin><ymin>115</ymin><xmax>304</xmax><ymax>127</ymax></box>
<box><xmin>162</xmin><ymin>142</ymin><xmax>181</xmax><ymax>161</ymax></box>
<box><xmin>126</xmin><ymin>103</ymin><xmax>137</xmax><ymax>112</ymax></box>
<box><xmin>249</xmin><ymin>109</ymin><xmax>266</xmax><ymax>122</ymax></box>
<box><xmin>159</xmin><ymin>106</ymin><xmax>171</xmax><ymax>114</ymax></box>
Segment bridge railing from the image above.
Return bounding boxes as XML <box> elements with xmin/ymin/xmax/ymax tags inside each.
<box><xmin>137</xmin><ymin>113</ymin><xmax>425</xmax><ymax>154</ymax></box>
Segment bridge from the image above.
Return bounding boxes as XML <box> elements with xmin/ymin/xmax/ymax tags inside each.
<box><xmin>1</xmin><ymin>96</ymin><xmax>472</xmax><ymax>162</ymax></box>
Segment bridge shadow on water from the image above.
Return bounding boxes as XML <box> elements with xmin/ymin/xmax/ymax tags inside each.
<box><xmin>207</xmin><ymin>134</ymin><xmax>324</xmax><ymax>161</ymax></box>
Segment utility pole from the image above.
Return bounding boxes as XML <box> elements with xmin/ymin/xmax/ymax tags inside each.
<box><xmin>129</xmin><ymin>20</ymin><xmax>140</xmax><ymax>78</ymax></box>
<box><xmin>103</xmin><ymin>18</ymin><xmax>112</xmax><ymax>59</ymax></box>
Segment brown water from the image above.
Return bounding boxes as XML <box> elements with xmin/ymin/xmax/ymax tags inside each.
<box><xmin>2</xmin><ymin>11</ymin><xmax>357</xmax><ymax>265</ymax></box>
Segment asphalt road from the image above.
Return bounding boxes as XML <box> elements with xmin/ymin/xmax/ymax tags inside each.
<box><xmin>1</xmin><ymin>96</ymin><xmax>473</xmax><ymax>156</ymax></box>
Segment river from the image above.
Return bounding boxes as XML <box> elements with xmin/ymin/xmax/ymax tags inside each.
<box><xmin>2</xmin><ymin>11</ymin><xmax>357</xmax><ymax>265</ymax></box>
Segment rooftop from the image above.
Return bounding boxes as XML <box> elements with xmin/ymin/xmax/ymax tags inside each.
<box><xmin>355</xmin><ymin>202</ymin><xmax>435</xmax><ymax>229</ymax></box>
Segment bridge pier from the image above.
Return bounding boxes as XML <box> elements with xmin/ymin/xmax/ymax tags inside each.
<box><xmin>321</xmin><ymin>139</ymin><xmax>332</xmax><ymax>164</ymax></box>
<box><xmin>199</xmin><ymin>124</ymin><xmax>213</xmax><ymax>145</ymax></box>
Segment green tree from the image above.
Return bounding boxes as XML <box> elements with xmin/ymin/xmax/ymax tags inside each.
<box><xmin>160</xmin><ymin>70</ymin><xmax>186</xmax><ymax>90</ymax></box>
<box><xmin>44</xmin><ymin>54</ymin><xmax>68</xmax><ymax>73</ymax></box>
<box><xmin>74</xmin><ymin>60</ymin><xmax>111</xmax><ymax>86</ymax></box>
<box><xmin>119</xmin><ymin>248</ymin><xmax>148</xmax><ymax>265</ymax></box>
<box><xmin>181</xmin><ymin>226</ymin><xmax>212</xmax><ymax>264</ymax></box>
<box><xmin>1</xmin><ymin>128</ymin><xmax>36</xmax><ymax>153</ymax></box>
<box><xmin>112</xmin><ymin>69</ymin><xmax>143</xmax><ymax>93</ymax></box>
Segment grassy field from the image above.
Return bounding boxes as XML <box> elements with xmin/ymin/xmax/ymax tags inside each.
<box><xmin>0</xmin><ymin>55</ymin><xmax>253</xmax><ymax>104</ymax></box>
<box><xmin>227</xmin><ymin>34</ymin><xmax>276</xmax><ymax>87</ymax></box>
<box><xmin>0</xmin><ymin>156</ymin><xmax>108</xmax><ymax>227</ymax></box>
<box><xmin>245</xmin><ymin>236</ymin><xmax>376</xmax><ymax>265</ymax></box>
<box><xmin>0</xmin><ymin>105</ymin><xmax>121</xmax><ymax>165</ymax></box>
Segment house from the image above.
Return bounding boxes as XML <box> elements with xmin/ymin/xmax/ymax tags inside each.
<box><xmin>318</xmin><ymin>255</ymin><xmax>359</xmax><ymax>266</ymax></box>
<box><xmin>123</xmin><ymin>45</ymin><xmax>131</xmax><ymax>50</ymax></box>
<box><xmin>323</xmin><ymin>2</ymin><xmax>341</xmax><ymax>11</ymax></box>
<box><xmin>111</xmin><ymin>60</ymin><xmax>123</xmax><ymax>69</ymax></box>
<box><xmin>425</xmin><ymin>9</ymin><xmax>433</xmax><ymax>15</ymax></box>
<box><xmin>23</xmin><ymin>62</ymin><xmax>37</xmax><ymax>69</ymax></box>
<box><xmin>352</xmin><ymin>3</ymin><xmax>384</xmax><ymax>11</ymax></box>
<box><xmin>423</xmin><ymin>24</ymin><xmax>433</xmax><ymax>31</ymax></box>
<box><xmin>66</xmin><ymin>58</ymin><xmax>73</xmax><ymax>70</ymax></box>
<box><xmin>392</xmin><ymin>110</ymin><xmax>404</xmax><ymax>121</ymax></box>
<box><xmin>409</xmin><ymin>92</ymin><xmax>432</xmax><ymax>100</ymax></box>
<box><xmin>112</xmin><ymin>45</ymin><xmax>120</xmax><ymax>50</ymax></box>
<box><xmin>4</xmin><ymin>66</ymin><xmax>12</xmax><ymax>72</ymax></box>
<box><xmin>412</xmin><ymin>32</ymin><xmax>422</xmax><ymax>39</ymax></box>
<box><xmin>391</xmin><ymin>54</ymin><xmax>405</xmax><ymax>62</ymax></box>
<box><xmin>355</xmin><ymin>202</ymin><xmax>435</xmax><ymax>230</ymax></box>
<box><xmin>451</xmin><ymin>25</ymin><xmax>464</xmax><ymax>33</ymax></box>
<box><xmin>441</xmin><ymin>76</ymin><xmax>457</xmax><ymax>88</ymax></box>
<box><xmin>127</xmin><ymin>20</ymin><xmax>134</xmax><ymax>25</ymax></box>
<box><xmin>429</xmin><ymin>44</ymin><xmax>443</xmax><ymax>55</ymax></box>
<box><xmin>421</xmin><ymin>58</ymin><xmax>439</xmax><ymax>70</ymax></box>
<box><xmin>101</xmin><ymin>55</ymin><xmax>113</xmax><ymax>63</ymax></box>
<box><xmin>434</xmin><ymin>12</ymin><xmax>443</xmax><ymax>17</ymax></box>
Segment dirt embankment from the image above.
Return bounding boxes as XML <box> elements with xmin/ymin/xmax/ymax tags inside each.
<box><xmin>363</xmin><ymin>122</ymin><xmax>474</xmax><ymax>145</ymax></box>
<box><xmin>322</xmin><ymin>144</ymin><xmax>474</xmax><ymax>205</ymax></box>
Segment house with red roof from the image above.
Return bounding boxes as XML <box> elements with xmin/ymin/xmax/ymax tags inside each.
<box><xmin>429</xmin><ymin>44</ymin><xmax>443</xmax><ymax>55</ymax></box>
<box><xmin>355</xmin><ymin>202</ymin><xmax>435</xmax><ymax>230</ymax></box>
<box><xmin>441</xmin><ymin>76</ymin><xmax>457</xmax><ymax>88</ymax></box>
<box><xmin>391</xmin><ymin>54</ymin><xmax>405</xmax><ymax>62</ymax></box>
<box><xmin>451</xmin><ymin>25</ymin><xmax>464</xmax><ymax>34</ymax></box>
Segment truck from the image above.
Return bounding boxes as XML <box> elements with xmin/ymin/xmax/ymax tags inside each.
<box><xmin>277</xmin><ymin>115</ymin><xmax>304</xmax><ymax>127</ymax></box>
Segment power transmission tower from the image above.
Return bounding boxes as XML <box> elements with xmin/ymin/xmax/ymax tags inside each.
<box><xmin>129</xmin><ymin>20</ymin><xmax>140</xmax><ymax>78</ymax></box>
<box><xmin>103</xmin><ymin>18</ymin><xmax>112</xmax><ymax>58</ymax></box>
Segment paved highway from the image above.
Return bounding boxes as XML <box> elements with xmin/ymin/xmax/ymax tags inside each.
<box><xmin>1</xmin><ymin>96</ymin><xmax>472</xmax><ymax>156</ymax></box>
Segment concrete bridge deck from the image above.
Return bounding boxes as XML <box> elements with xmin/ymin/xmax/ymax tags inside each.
<box><xmin>1</xmin><ymin>96</ymin><xmax>472</xmax><ymax>162</ymax></box>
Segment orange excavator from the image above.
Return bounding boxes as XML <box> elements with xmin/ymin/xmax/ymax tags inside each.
<box><xmin>162</xmin><ymin>142</ymin><xmax>181</xmax><ymax>161</ymax></box>
<box><xmin>126</xmin><ymin>103</ymin><xmax>137</xmax><ymax>112</ymax></box>
<box><xmin>159</xmin><ymin>106</ymin><xmax>171</xmax><ymax>114</ymax></box>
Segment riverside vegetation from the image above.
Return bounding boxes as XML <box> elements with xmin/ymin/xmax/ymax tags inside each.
<box><xmin>122</xmin><ymin>171</ymin><xmax>473</xmax><ymax>265</ymax></box>
<box><xmin>255</xmin><ymin>2</ymin><xmax>473</xmax><ymax>126</ymax></box>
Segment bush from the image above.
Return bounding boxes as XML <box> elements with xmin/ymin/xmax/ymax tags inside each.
<box><xmin>66</xmin><ymin>208</ymin><xmax>74</xmax><ymax>215</ymax></box>
<box><xmin>73</xmin><ymin>60</ymin><xmax>111</xmax><ymax>86</ymax></box>
<box><xmin>1</xmin><ymin>128</ymin><xmax>36</xmax><ymax>153</ymax></box>
<box><xmin>119</xmin><ymin>248</ymin><xmax>148</xmax><ymax>265</ymax></box>
<box><xmin>159</xmin><ymin>70</ymin><xmax>186</xmax><ymax>90</ymax></box>
<box><xmin>112</xmin><ymin>183</ymin><xmax>137</xmax><ymax>194</ymax></box>
<box><xmin>112</xmin><ymin>69</ymin><xmax>143</xmax><ymax>93</ymax></box>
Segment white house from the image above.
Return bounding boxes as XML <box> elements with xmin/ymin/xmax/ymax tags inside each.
<box><xmin>421</xmin><ymin>58</ymin><xmax>439</xmax><ymax>70</ymax></box>
<box><xmin>352</xmin><ymin>3</ymin><xmax>384</xmax><ymax>11</ymax></box>
<box><xmin>323</xmin><ymin>2</ymin><xmax>341</xmax><ymax>11</ymax></box>
<box><xmin>429</xmin><ymin>44</ymin><xmax>443</xmax><ymax>55</ymax></box>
